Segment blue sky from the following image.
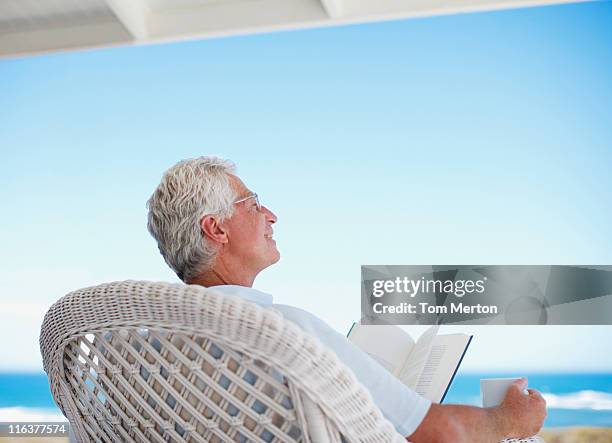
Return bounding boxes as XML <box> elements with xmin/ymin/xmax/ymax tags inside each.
<box><xmin>1</xmin><ymin>1</ymin><xmax>611</xmax><ymax>372</ymax></box>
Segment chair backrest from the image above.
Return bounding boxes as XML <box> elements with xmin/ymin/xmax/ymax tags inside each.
<box><xmin>40</xmin><ymin>281</ymin><xmax>405</xmax><ymax>443</ymax></box>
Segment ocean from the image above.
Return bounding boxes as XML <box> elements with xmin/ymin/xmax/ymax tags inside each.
<box><xmin>1</xmin><ymin>372</ymin><xmax>611</xmax><ymax>428</ymax></box>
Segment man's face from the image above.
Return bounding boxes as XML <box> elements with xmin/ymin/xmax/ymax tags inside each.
<box><xmin>222</xmin><ymin>175</ymin><xmax>280</xmax><ymax>273</ymax></box>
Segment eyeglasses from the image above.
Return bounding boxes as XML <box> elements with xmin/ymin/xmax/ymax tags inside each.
<box><xmin>233</xmin><ymin>193</ymin><xmax>261</xmax><ymax>211</ymax></box>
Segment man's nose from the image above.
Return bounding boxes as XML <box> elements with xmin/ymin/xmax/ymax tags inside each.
<box><xmin>263</xmin><ymin>206</ymin><xmax>277</xmax><ymax>224</ymax></box>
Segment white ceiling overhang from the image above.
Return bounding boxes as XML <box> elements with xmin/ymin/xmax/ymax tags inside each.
<box><xmin>0</xmin><ymin>0</ymin><xmax>590</xmax><ymax>58</ymax></box>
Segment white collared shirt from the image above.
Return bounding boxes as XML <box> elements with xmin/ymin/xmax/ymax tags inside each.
<box><xmin>211</xmin><ymin>285</ymin><xmax>431</xmax><ymax>437</ymax></box>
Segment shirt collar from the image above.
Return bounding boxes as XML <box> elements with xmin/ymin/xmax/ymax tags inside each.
<box><xmin>207</xmin><ymin>284</ymin><xmax>273</xmax><ymax>306</ymax></box>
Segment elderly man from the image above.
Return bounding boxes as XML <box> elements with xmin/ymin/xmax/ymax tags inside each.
<box><xmin>147</xmin><ymin>156</ymin><xmax>546</xmax><ymax>443</ymax></box>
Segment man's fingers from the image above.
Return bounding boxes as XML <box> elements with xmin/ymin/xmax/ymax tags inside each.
<box><xmin>509</xmin><ymin>377</ymin><xmax>528</xmax><ymax>392</ymax></box>
<box><xmin>527</xmin><ymin>389</ymin><xmax>543</xmax><ymax>398</ymax></box>
<box><xmin>528</xmin><ymin>389</ymin><xmax>547</xmax><ymax>407</ymax></box>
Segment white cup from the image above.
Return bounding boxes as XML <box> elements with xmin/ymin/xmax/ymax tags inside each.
<box><xmin>480</xmin><ymin>377</ymin><xmax>525</xmax><ymax>407</ymax></box>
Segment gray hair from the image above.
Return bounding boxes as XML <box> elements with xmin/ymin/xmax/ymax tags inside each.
<box><xmin>146</xmin><ymin>156</ymin><xmax>237</xmax><ymax>282</ymax></box>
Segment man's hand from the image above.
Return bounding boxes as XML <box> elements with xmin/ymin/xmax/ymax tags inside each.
<box><xmin>408</xmin><ymin>378</ymin><xmax>547</xmax><ymax>443</ymax></box>
<box><xmin>494</xmin><ymin>378</ymin><xmax>547</xmax><ymax>439</ymax></box>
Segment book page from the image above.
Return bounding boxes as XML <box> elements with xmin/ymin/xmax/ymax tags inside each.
<box><xmin>397</xmin><ymin>325</ymin><xmax>439</xmax><ymax>389</ymax></box>
<box><xmin>348</xmin><ymin>323</ymin><xmax>415</xmax><ymax>376</ymax></box>
<box><xmin>414</xmin><ymin>334</ymin><xmax>471</xmax><ymax>403</ymax></box>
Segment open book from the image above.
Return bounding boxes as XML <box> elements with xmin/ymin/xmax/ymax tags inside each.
<box><xmin>348</xmin><ymin>323</ymin><xmax>472</xmax><ymax>403</ymax></box>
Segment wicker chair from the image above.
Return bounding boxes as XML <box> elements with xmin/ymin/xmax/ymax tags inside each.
<box><xmin>39</xmin><ymin>280</ymin><xmax>407</xmax><ymax>443</ymax></box>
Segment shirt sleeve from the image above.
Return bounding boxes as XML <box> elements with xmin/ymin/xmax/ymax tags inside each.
<box><xmin>271</xmin><ymin>304</ymin><xmax>431</xmax><ymax>437</ymax></box>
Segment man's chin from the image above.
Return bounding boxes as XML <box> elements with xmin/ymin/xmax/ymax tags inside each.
<box><xmin>270</xmin><ymin>249</ymin><xmax>281</xmax><ymax>264</ymax></box>
<box><xmin>256</xmin><ymin>249</ymin><xmax>280</xmax><ymax>272</ymax></box>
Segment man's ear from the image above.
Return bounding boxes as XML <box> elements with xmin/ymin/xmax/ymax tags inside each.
<box><xmin>200</xmin><ymin>215</ymin><xmax>228</xmax><ymax>244</ymax></box>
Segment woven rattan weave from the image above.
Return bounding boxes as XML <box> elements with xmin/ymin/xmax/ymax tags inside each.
<box><xmin>40</xmin><ymin>280</ymin><xmax>405</xmax><ymax>443</ymax></box>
